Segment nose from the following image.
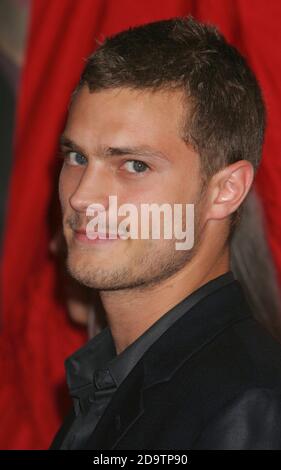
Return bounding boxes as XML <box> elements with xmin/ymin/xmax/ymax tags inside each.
<box><xmin>69</xmin><ymin>163</ymin><xmax>112</xmax><ymax>214</ymax></box>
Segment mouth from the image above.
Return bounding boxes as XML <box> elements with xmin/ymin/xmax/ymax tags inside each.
<box><xmin>73</xmin><ymin>228</ymin><xmax>124</xmax><ymax>245</ymax></box>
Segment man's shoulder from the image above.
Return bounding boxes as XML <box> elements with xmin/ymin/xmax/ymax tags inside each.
<box><xmin>161</xmin><ymin>316</ymin><xmax>281</xmax><ymax>449</ymax></box>
<box><xmin>160</xmin><ymin>311</ymin><xmax>281</xmax><ymax>426</ymax></box>
<box><xmin>191</xmin><ymin>386</ymin><xmax>281</xmax><ymax>449</ymax></box>
<box><xmin>141</xmin><ymin>281</ymin><xmax>281</xmax><ymax>397</ymax></box>
<box><xmin>211</xmin><ymin>314</ymin><xmax>281</xmax><ymax>379</ymax></box>
<box><xmin>178</xmin><ymin>313</ymin><xmax>281</xmax><ymax>389</ymax></box>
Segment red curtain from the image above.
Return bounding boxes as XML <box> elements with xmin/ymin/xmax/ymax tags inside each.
<box><xmin>1</xmin><ymin>0</ymin><xmax>281</xmax><ymax>450</ymax></box>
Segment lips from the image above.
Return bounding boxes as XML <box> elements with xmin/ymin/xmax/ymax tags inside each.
<box><xmin>74</xmin><ymin>228</ymin><xmax>120</xmax><ymax>239</ymax></box>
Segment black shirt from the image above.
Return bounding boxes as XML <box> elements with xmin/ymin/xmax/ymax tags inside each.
<box><xmin>60</xmin><ymin>271</ymin><xmax>235</xmax><ymax>449</ymax></box>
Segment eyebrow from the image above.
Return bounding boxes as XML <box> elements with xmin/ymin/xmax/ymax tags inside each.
<box><xmin>59</xmin><ymin>135</ymin><xmax>169</xmax><ymax>161</ymax></box>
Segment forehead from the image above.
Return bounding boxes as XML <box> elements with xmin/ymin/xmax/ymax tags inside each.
<box><xmin>64</xmin><ymin>86</ymin><xmax>187</xmax><ymax>151</ymax></box>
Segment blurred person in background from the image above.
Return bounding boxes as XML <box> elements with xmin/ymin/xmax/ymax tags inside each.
<box><xmin>0</xmin><ymin>0</ymin><xmax>29</xmax><ymax>251</ymax></box>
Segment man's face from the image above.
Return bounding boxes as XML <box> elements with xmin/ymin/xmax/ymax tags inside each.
<box><xmin>59</xmin><ymin>85</ymin><xmax>205</xmax><ymax>290</ymax></box>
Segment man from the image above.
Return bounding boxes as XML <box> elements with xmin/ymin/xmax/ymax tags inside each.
<box><xmin>49</xmin><ymin>16</ymin><xmax>281</xmax><ymax>449</ymax></box>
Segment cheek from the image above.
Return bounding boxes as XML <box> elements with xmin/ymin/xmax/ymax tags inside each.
<box><xmin>58</xmin><ymin>169</ymin><xmax>67</xmax><ymax>210</ymax></box>
<box><xmin>58</xmin><ymin>166</ymin><xmax>81</xmax><ymax>209</ymax></box>
<box><xmin>58</xmin><ymin>167</ymin><xmax>75</xmax><ymax>212</ymax></box>
<box><xmin>171</xmin><ymin>165</ymin><xmax>202</xmax><ymax>203</ymax></box>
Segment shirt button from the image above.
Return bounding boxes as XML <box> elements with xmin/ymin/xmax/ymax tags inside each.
<box><xmin>94</xmin><ymin>368</ymin><xmax>115</xmax><ymax>389</ymax></box>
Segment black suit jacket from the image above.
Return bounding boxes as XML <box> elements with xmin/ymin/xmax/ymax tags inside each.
<box><xmin>50</xmin><ymin>280</ymin><xmax>281</xmax><ymax>449</ymax></box>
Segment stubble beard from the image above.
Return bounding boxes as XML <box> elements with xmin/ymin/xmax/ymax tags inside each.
<box><xmin>65</xmin><ymin>203</ymin><xmax>203</xmax><ymax>293</ymax></box>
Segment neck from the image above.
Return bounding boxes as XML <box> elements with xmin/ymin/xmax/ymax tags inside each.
<box><xmin>100</xmin><ymin>234</ymin><xmax>230</xmax><ymax>355</ymax></box>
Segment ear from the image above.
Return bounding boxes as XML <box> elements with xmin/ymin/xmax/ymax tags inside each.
<box><xmin>204</xmin><ymin>160</ymin><xmax>254</xmax><ymax>222</ymax></box>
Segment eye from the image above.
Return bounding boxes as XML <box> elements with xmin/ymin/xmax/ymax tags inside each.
<box><xmin>62</xmin><ymin>151</ymin><xmax>87</xmax><ymax>166</ymax></box>
<box><xmin>122</xmin><ymin>160</ymin><xmax>149</xmax><ymax>174</ymax></box>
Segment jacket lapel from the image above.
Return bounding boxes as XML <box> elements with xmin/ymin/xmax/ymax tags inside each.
<box><xmin>85</xmin><ymin>280</ymin><xmax>252</xmax><ymax>449</ymax></box>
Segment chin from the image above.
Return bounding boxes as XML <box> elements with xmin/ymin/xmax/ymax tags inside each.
<box><xmin>66</xmin><ymin>255</ymin><xmax>125</xmax><ymax>290</ymax></box>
